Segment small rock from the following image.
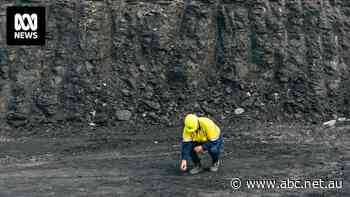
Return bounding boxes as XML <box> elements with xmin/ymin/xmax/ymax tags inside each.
<box><xmin>241</xmin><ymin>97</ymin><xmax>254</xmax><ymax>107</ymax></box>
<box><xmin>234</xmin><ymin>107</ymin><xmax>245</xmax><ymax>115</ymax></box>
<box><xmin>85</xmin><ymin>61</ymin><xmax>94</xmax><ymax>73</ymax></box>
<box><xmin>94</xmin><ymin>113</ymin><xmax>108</xmax><ymax>124</ymax></box>
<box><xmin>116</xmin><ymin>110</ymin><xmax>132</xmax><ymax>121</ymax></box>
<box><xmin>294</xmin><ymin>113</ymin><xmax>303</xmax><ymax>119</ymax></box>
<box><xmin>89</xmin><ymin>122</ymin><xmax>96</xmax><ymax>126</ymax></box>
<box><xmin>337</xmin><ymin>117</ymin><xmax>347</xmax><ymax>122</ymax></box>
<box><xmin>139</xmin><ymin>64</ymin><xmax>146</xmax><ymax>72</ymax></box>
<box><xmin>193</xmin><ymin>102</ymin><xmax>201</xmax><ymax>111</ymax></box>
<box><xmin>225</xmin><ymin>87</ymin><xmax>232</xmax><ymax>94</ymax></box>
<box><xmin>144</xmin><ymin>100</ymin><xmax>161</xmax><ymax>110</ymax></box>
<box><xmin>1</xmin><ymin>66</ymin><xmax>9</xmax><ymax>73</ymax></box>
<box><xmin>323</xmin><ymin>119</ymin><xmax>336</xmax><ymax>127</ymax></box>
<box><xmin>139</xmin><ymin>82</ymin><xmax>146</xmax><ymax>89</ymax></box>
<box><xmin>145</xmin><ymin>91</ymin><xmax>154</xmax><ymax>99</ymax></box>
<box><xmin>121</xmin><ymin>89</ymin><xmax>131</xmax><ymax>97</ymax></box>
<box><xmin>202</xmin><ymin>105</ymin><xmax>216</xmax><ymax>114</ymax></box>
<box><xmin>148</xmin><ymin>112</ymin><xmax>159</xmax><ymax>121</ymax></box>
<box><xmin>126</xmin><ymin>78</ymin><xmax>137</xmax><ymax>89</ymax></box>
<box><xmin>6</xmin><ymin>112</ymin><xmax>28</xmax><ymax>127</ymax></box>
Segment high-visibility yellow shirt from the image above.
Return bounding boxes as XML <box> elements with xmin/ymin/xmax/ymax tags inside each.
<box><xmin>182</xmin><ymin>117</ymin><xmax>221</xmax><ymax>142</ymax></box>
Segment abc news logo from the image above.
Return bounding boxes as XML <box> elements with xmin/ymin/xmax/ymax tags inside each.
<box><xmin>7</xmin><ymin>7</ymin><xmax>45</xmax><ymax>45</ymax></box>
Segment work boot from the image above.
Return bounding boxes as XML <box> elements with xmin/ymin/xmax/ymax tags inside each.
<box><xmin>210</xmin><ymin>160</ymin><xmax>220</xmax><ymax>172</ymax></box>
<box><xmin>189</xmin><ymin>163</ymin><xmax>203</xmax><ymax>175</ymax></box>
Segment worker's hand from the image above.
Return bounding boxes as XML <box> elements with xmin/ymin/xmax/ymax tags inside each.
<box><xmin>194</xmin><ymin>145</ymin><xmax>204</xmax><ymax>153</ymax></box>
<box><xmin>180</xmin><ymin>160</ymin><xmax>187</xmax><ymax>171</ymax></box>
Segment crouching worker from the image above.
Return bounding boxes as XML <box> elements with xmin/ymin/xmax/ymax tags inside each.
<box><xmin>180</xmin><ymin>114</ymin><xmax>223</xmax><ymax>174</ymax></box>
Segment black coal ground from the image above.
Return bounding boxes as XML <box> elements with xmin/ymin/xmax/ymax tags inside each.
<box><xmin>0</xmin><ymin>123</ymin><xmax>349</xmax><ymax>197</ymax></box>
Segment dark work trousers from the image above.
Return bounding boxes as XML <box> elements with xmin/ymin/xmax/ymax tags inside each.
<box><xmin>190</xmin><ymin>136</ymin><xmax>223</xmax><ymax>164</ymax></box>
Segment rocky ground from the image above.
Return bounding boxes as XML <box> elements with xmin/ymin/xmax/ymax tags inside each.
<box><xmin>1</xmin><ymin>123</ymin><xmax>349</xmax><ymax>196</ymax></box>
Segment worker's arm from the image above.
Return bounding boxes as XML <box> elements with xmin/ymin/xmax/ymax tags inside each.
<box><xmin>181</xmin><ymin>141</ymin><xmax>192</xmax><ymax>160</ymax></box>
<box><xmin>181</xmin><ymin>129</ymin><xmax>193</xmax><ymax>160</ymax></box>
<box><xmin>180</xmin><ymin>141</ymin><xmax>192</xmax><ymax>171</ymax></box>
<box><xmin>180</xmin><ymin>129</ymin><xmax>193</xmax><ymax>171</ymax></box>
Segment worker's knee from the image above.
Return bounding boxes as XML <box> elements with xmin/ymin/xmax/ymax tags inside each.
<box><xmin>209</xmin><ymin>145</ymin><xmax>220</xmax><ymax>154</ymax></box>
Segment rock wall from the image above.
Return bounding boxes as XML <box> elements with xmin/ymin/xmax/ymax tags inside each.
<box><xmin>1</xmin><ymin>0</ymin><xmax>350</xmax><ymax>128</ymax></box>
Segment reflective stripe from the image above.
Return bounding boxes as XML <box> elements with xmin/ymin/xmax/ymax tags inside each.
<box><xmin>183</xmin><ymin>139</ymin><xmax>192</xmax><ymax>142</ymax></box>
<box><xmin>209</xmin><ymin>136</ymin><xmax>220</xmax><ymax>142</ymax></box>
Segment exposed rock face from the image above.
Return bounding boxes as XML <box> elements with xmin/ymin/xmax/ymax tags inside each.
<box><xmin>1</xmin><ymin>0</ymin><xmax>350</xmax><ymax>128</ymax></box>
